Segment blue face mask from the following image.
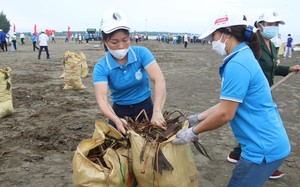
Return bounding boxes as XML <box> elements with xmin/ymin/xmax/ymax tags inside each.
<box><xmin>262</xmin><ymin>26</ymin><xmax>279</xmax><ymax>39</ymax></box>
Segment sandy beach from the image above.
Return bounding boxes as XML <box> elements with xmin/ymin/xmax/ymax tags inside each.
<box><xmin>0</xmin><ymin>39</ymin><xmax>299</xmax><ymax>187</ymax></box>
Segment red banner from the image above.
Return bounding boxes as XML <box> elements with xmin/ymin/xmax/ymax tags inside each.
<box><xmin>34</xmin><ymin>24</ymin><xmax>37</xmax><ymax>36</ymax></box>
<box><xmin>13</xmin><ymin>24</ymin><xmax>16</xmax><ymax>33</ymax></box>
<box><xmin>67</xmin><ymin>26</ymin><xmax>71</xmax><ymax>38</ymax></box>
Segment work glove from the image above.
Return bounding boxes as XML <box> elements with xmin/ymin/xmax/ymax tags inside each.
<box><xmin>172</xmin><ymin>127</ymin><xmax>199</xmax><ymax>145</ymax></box>
<box><xmin>187</xmin><ymin>113</ymin><xmax>200</xmax><ymax>127</ymax></box>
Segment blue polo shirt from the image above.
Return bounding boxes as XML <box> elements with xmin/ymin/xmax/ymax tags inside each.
<box><xmin>219</xmin><ymin>42</ymin><xmax>290</xmax><ymax>164</ymax></box>
<box><xmin>93</xmin><ymin>46</ymin><xmax>155</xmax><ymax>105</ymax></box>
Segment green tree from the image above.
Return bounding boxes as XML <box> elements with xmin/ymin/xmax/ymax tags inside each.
<box><xmin>0</xmin><ymin>11</ymin><xmax>11</xmax><ymax>33</ymax></box>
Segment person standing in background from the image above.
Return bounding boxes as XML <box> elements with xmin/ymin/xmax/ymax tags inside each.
<box><xmin>51</xmin><ymin>33</ymin><xmax>56</xmax><ymax>43</ymax></box>
<box><xmin>274</xmin><ymin>33</ymin><xmax>282</xmax><ymax>53</ymax></box>
<box><xmin>20</xmin><ymin>32</ymin><xmax>25</xmax><ymax>45</ymax></box>
<box><xmin>134</xmin><ymin>33</ymin><xmax>139</xmax><ymax>44</ymax></box>
<box><xmin>183</xmin><ymin>33</ymin><xmax>188</xmax><ymax>48</ymax></box>
<box><xmin>283</xmin><ymin>34</ymin><xmax>293</xmax><ymax>58</ymax></box>
<box><xmin>38</xmin><ymin>29</ymin><xmax>50</xmax><ymax>59</ymax></box>
<box><xmin>85</xmin><ymin>32</ymin><xmax>89</xmax><ymax>43</ymax></box>
<box><xmin>65</xmin><ymin>33</ymin><xmax>69</xmax><ymax>43</ymax></box>
<box><xmin>10</xmin><ymin>32</ymin><xmax>17</xmax><ymax>51</ymax></box>
<box><xmin>31</xmin><ymin>33</ymin><xmax>39</xmax><ymax>51</ymax></box>
<box><xmin>78</xmin><ymin>34</ymin><xmax>83</xmax><ymax>44</ymax></box>
<box><xmin>0</xmin><ymin>29</ymin><xmax>8</xmax><ymax>51</ymax></box>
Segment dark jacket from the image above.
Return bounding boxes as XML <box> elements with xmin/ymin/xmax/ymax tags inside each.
<box><xmin>257</xmin><ymin>32</ymin><xmax>290</xmax><ymax>86</ymax></box>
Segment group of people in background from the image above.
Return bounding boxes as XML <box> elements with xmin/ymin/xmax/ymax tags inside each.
<box><xmin>274</xmin><ymin>33</ymin><xmax>294</xmax><ymax>58</ymax></box>
<box><xmin>157</xmin><ymin>33</ymin><xmax>208</xmax><ymax>46</ymax></box>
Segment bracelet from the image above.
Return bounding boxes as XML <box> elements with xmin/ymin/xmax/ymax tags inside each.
<box><xmin>192</xmin><ymin>126</ymin><xmax>199</xmax><ymax>136</ymax></box>
<box><xmin>195</xmin><ymin>112</ymin><xmax>201</xmax><ymax>123</ymax></box>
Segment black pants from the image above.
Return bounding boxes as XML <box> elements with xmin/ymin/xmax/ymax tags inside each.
<box><xmin>38</xmin><ymin>46</ymin><xmax>50</xmax><ymax>59</ymax></box>
<box><xmin>108</xmin><ymin>97</ymin><xmax>153</xmax><ymax>127</ymax></box>
<box><xmin>1</xmin><ymin>41</ymin><xmax>7</xmax><ymax>51</ymax></box>
<box><xmin>32</xmin><ymin>42</ymin><xmax>39</xmax><ymax>51</ymax></box>
<box><xmin>184</xmin><ymin>41</ymin><xmax>188</xmax><ymax>48</ymax></box>
<box><xmin>12</xmin><ymin>40</ymin><xmax>17</xmax><ymax>50</ymax></box>
<box><xmin>21</xmin><ymin>38</ymin><xmax>25</xmax><ymax>44</ymax></box>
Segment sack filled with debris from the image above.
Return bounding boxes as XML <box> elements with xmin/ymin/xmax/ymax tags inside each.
<box><xmin>72</xmin><ymin>120</ymin><xmax>136</xmax><ymax>187</ymax></box>
<box><xmin>126</xmin><ymin>110</ymin><xmax>200</xmax><ymax>187</ymax></box>
<box><xmin>62</xmin><ymin>51</ymin><xmax>86</xmax><ymax>90</ymax></box>
<box><xmin>78</xmin><ymin>52</ymin><xmax>89</xmax><ymax>78</ymax></box>
<box><xmin>0</xmin><ymin>67</ymin><xmax>14</xmax><ymax>118</ymax></box>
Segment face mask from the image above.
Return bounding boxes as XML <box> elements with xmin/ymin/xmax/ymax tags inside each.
<box><xmin>212</xmin><ymin>33</ymin><xmax>228</xmax><ymax>56</ymax></box>
<box><xmin>107</xmin><ymin>46</ymin><xmax>129</xmax><ymax>60</ymax></box>
<box><xmin>261</xmin><ymin>25</ymin><xmax>279</xmax><ymax>39</ymax></box>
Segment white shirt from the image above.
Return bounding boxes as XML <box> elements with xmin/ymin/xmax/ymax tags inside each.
<box><xmin>184</xmin><ymin>34</ymin><xmax>188</xmax><ymax>42</ymax></box>
<box><xmin>20</xmin><ymin>33</ymin><xmax>25</xmax><ymax>39</ymax></box>
<box><xmin>38</xmin><ymin>33</ymin><xmax>49</xmax><ymax>46</ymax></box>
<box><xmin>275</xmin><ymin>37</ymin><xmax>282</xmax><ymax>48</ymax></box>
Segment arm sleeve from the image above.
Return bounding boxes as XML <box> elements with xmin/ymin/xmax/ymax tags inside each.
<box><xmin>139</xmin><ymin>47</ymin><xmax>156</xmax><ymax>69</ymax></box>
<box><xmin>93</xmin><ymin>62</ymin><xmax>108</xmax><ymax>84</ymax></box>
<box><xmin>275</xmin><ymin>65</ymin><xmax>290</xmax><ymax>77</ymax></box>
<box><xmin>220</xmin><ymin>62</ymin><xmax>251</xmax><ymax>103</ymax></box>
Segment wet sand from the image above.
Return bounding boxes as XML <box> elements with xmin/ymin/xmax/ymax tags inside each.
<box><xmin>0</xmin><ymin>39</ymin><xmax>299</xmax><ymax>187</ymax></box>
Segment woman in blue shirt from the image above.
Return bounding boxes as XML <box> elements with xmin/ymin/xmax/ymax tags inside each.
<box><xmin>31</xmin><ymin>33</ymin><xmax>39</xmax><ymax>51</ymax></box>
<box><xmin>93</xmin><ymin>9</ymin><xmax>166</xmax><ymax>134</ymax></box>
<box><xmin>172</xmin><ymin>11</ymin><xmax>290</xmax><ymax>187</ymax></box>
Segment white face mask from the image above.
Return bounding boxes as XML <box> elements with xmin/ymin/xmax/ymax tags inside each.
<box><xmin>107</xmin><ymin>46</ymin><xmax>129</xmax><ymax>60</ymax></box>
<box><xmin>212</xmin><ymin>33</ymin><xmax>228</xmax><ymax>56</ymax></box>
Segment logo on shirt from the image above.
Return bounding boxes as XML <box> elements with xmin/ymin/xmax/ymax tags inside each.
<box><xmin>135</xmin><ymin>69</ymin><xmax>142</xmax><ymax>80</ymax></box>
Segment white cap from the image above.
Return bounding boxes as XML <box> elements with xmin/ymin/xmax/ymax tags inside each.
<box><xmin>199</xmin><ymin>10</ymin><xmax>247</xmax><ymax>39</ymax></box>
<box><xmin>41</xmin><ymin>29</ymin><xmax>45</xmax><ymax>33</ymax></box>
<box><xmin>254</xmin><ymin>9</ymin><xmax>285</xmax><ymax>28</ymax></box>
<box><xmin>0</xmin><ymin>29</ymin><xmax>2</xmax><ymax>31</ymax></box>
<box><xmin>100</xmin><ymin>9</ymin><xmax>130</xmax><ymax>34</ymax></box>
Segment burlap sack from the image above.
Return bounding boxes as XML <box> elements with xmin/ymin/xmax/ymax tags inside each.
<box><xmin>78</xmin><ymin>52</ymin><xmax>89</xmax><ymax>78</ymax></box>
<box><xmin>72</xmin><ymin>120</ymin><xmax>136</xmax><ymax>187</ymax></box>
<box><xmin>0</xmin><ymin>67</ymin><xmax>14</xmax><ymax>118</ymax></box>
<box><xmin>278</xmin><ymin>43</ymin><xmax>285</xmax><ymax>56</ymax></box>
<box><xmin>129</xmin><ymin>120</ymin><xmax>199</xmax><ymax>187</ymax></box>
<box><xmin>62</xmin><ymin>51</ymin><xmax>86</xmax><ymax>90</ymax></box>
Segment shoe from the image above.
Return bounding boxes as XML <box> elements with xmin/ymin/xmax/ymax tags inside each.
<box><xmin>38</xmin><ymin>57</ymin><xmax>40</xmax><ymax>60</ymax></box>
<box><xmin>227</xmin><ymin>151</ymin><xmax>240</xmax><ymax>163</ymax></box>
<box><xmin>47</xmin><ymin>57</ymin><xmax>50</xmax><ymax>59</ymax></box>
<box><xmin>269</xmin><ymin>170</ymin><xmax>284</xmax><ymax>179</ymax></box>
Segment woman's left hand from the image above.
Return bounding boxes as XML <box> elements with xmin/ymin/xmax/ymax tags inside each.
<box><xmin>289</xmin><ymin>65</ymin><xmax>300</xmax><ymax>74</ymax></box>
<box><xmin>151</xmin><ymin>111</ymin><xmax>166</xmax><ymax>128</ymax></box>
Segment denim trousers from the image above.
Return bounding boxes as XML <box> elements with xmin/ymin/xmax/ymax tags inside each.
<box><xmin>227</xmin><ymin>157</ymin><xmax>286</xmax><ymax>187</ymax></box>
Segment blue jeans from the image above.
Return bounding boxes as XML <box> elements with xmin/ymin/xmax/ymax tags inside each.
<box><xmin>108</xmin><ymin>97</ymin><xmax>153</xmax><ymax>127</ymax></box>
<box><xmin>227</xmin><ymin>157</ymin><xmax>286</xmax><ymax>187</ymax></box>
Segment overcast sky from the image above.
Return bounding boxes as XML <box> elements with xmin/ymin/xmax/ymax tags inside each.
<box><xmin>2</xmin><ymin>0</ymin><xmax>299</xmax><ymax>40</ymax></box>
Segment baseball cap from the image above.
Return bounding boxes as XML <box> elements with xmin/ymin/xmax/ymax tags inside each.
<box><xmin>100</xmin><ymin>9</ymin><xmax>130</xmax><ymax>34</ymax></box>
<box><xmin>254</xmin><ymin>9</ymin><xmax>285</xmax><ymax>28</ymax></box>
<box><xmin>199</xmin><ymin>11</ymin><xmax>247</xmax><ymax>39</ymax></box>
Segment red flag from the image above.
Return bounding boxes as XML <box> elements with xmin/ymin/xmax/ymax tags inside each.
<box><xmin>67</xmin><ymin>26</ymin><xmax>71</xmax><ymax>38</ymax></box>
<box><xmin>13</xmin><ymin>24</ymin><xmax>16</xmax><ymax>33</ymax></box>
<box><xmin>34</xmin><ymin>24</ymin><xmax>37</xmax><ymax>36</ymax></box>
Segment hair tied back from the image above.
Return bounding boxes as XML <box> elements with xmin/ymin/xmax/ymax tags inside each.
<box><xmin>244</xmin><ymin>25</ymin><xmax>254</xmax><ymax>39</ymax></box>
